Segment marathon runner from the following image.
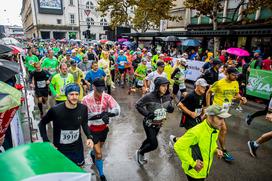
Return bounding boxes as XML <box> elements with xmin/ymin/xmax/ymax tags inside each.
<box><xmin>85</xmin><ymin>61</ymin><xmax>106</xmax><ymax>92</ymax></box>
<box><xmin>134</xmin><ymin>58</ymin><xmax>148</xmax><ymax>96</ymax></box>
<box><xmin>25</xmin><ymin>49</ymin><xmax>39</xmax><ymax>73</ymax></box>
<box><xmin>38</xmin><ymin>84</ymin><xmax>94</xmax><ymax>167</ymax></box>
<box><xmin>174</xmin><ymin>105</ymin><xmax>229</xmax><ymax>181</ymax></box>
<box><xmin>82</xmin><ymin>78</ymin><xmax>120</xmax><ymax>181</ymax></box>
<box><xmin>116</xmin><ymin>50</ymin><xmax>128</xmax><ymax>87</ymax></box>
<box><xmin>41</xmin><ymin>50</ymin><xmax>59</xmax><ymax>75</ymax></box>
<box><xmin>206</xmin><ymin>67</ymin><xmax>247</xmax><ymax>162</ymax></box>
<box><xmin>49</xmin><ymin>63</ymin><xmax>74</xmax><ymax>104</ymax></box>
<box><xmin>29</xmin><ymin>62</ymin><xmax>51</xmax><ymax>117</ymax></box>
<box><xmin>135</xmin><ymin>77</ymin><xmax>174</xmax><ymax>165</ymax></box>
<box><xmin>69</xmin><ymin>60</ymin><xmax>84</xmax><ymax>100</ymax></box>
<box><xmin>143</xmin><ymin>61</ymin><xmax>167</xmax><ymax>94</ymax></box>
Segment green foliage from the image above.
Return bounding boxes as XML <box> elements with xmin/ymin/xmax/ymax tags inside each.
<box><xmin>97</xmin><ymin>0</ymin><xmax>182</xmax><ymax>32</ymax></box>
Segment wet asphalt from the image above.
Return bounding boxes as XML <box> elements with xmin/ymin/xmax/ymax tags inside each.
<box><xmin>78</xmin><ymin>85</ymin><xmax>272</xmax><ymax>181</ymax></box>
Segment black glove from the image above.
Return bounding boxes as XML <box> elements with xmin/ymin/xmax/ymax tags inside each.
<box><xmin>166</xmin><ymin>105</ymin><xmax>174</xmax><ymax>113</ymax></box>
<box><xmin>102</xmin><ymin>113</ymin><xmax>109</xmax><ymax>124</ymax></box>
<box><xmin>146</xmin><ymin>112</ymin><xmax>155</xmax><ymax>120</ymax></box>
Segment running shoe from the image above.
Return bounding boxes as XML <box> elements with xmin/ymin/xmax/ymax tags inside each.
<box><xmin>100</xmin><ymin>175</ymin><xmax>107</xmax><ymax>181</ymax></box>
<box><xmin>223</xmin><ymin>150</ymin><xmax>234</xmax><ymax>162</ymax></box>
<box><xmin>169</xmin><ymin>135</ymin><xmax>176</xmax><ymax>148</ymax></box>
<box><xmin>89</xmin><ymin>150</ymin><xmax>95</xmax><ymax>164</ymax></box>
<box><xmin>235</xmin><ymin>106</ymin><xmax>243</xmax><ymax>112</ymax></box>
<box><xmin>245</xmin><ymin>115</ymin><xmax>253</xmax><ymax>125</ymax></box>
<box><xmin>135</xmin><ymin>150</ymin><xmax>147</xmax><ymax>165</ymax></box>
<box><xmin>248</xmin><ymin>141</ymin><xmax>258</xmax><ymax>157</ymax></box>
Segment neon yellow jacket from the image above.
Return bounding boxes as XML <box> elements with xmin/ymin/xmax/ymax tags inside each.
<box><xmin>174</xmin><ymin>120</ymin><xmax>219</xmax><ymax>179</ymax></box>
<box><xmin>49</xmin><ymin>73</ymin><xmax>74</xmax><ymax>101</ymax></box>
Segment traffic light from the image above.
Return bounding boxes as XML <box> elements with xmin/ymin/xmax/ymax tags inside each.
<box><xmin>86</xmin><ymin>30</ymin><xmax>91</xmax><ymax>39</ymax></box>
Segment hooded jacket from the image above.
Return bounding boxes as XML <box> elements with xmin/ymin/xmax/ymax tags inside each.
<box><xmin>135</xmin><ymin>77</ymin><xmax>174</xmax><ymax>125</ymax></box>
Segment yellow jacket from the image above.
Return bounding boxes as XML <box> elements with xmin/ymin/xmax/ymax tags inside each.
<box><xmin>174</xmin><ymin>120</ymin><xmax>219</xmax><ymax>179</ymax></box>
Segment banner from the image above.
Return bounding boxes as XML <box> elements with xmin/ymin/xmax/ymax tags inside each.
<box><xmin>185</xmin><ymin>60</ymin><xmax>205</xmax><ymax>81</ymax></box>
<box><xmin>0</xmin><ymin>106</ymin><xmax>19</xmax><ymax>138</ymax></box>
<box><xmin>246</xmin><ymin>69</ymin><xmax>272</xmax><ymax>100</ymax></box>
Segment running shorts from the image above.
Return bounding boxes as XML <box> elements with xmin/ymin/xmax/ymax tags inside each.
<box><xmin>60</xmin><ymin>146</ymin><xmax>85</xmax><ymax>166</ymax></box>
<box><xmin>91</xmin><ymin>127</ymin><xmax>109</xmax><ymax>144</ymax></box>
<box><xmin>35</xmin><ymin>89</ymin><xmax>49</xmax><ymax>97</ymax></box>
<box><xmin>173</xmin><ymin>83</ymin><xmax>186</xmax><ymax>95</ymax></box>
<box><xmin>118</xmin><ymin>68</ymin><xmax>125</xmax><ymax>74</ymax></box>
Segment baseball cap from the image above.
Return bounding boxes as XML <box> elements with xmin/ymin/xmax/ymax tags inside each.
<box><xmin>93</xmin><ymin>78</ymin><xmax>106</xmax><ymax>92</ymax></box>
<box><xmin>70</xmin><ymin>60</ymin><xmax>76</xmax><ymax>66</ymax></box>
<box><xmin>212</xmin><ymin>59</ymin><xmax>222</xmax><ymax>66</ymax></box>
<box><xmin>195</xmin><ymin>78</ymin><xmax>209</xmax><ymax>87</ymax></box>
<box><xmin>206</xmin><ymin>105</ymin><xmax>231</xmax><ymax>118</ymax></box>
<box><xmin>227</xmin><ymin>67</ymin><xmax>240</xmax><ymax>75</ymax></box>
<box><xmin>157</xmin><ymin>61</ymin><xmax>165</xmax><ymax>67</ymax></box>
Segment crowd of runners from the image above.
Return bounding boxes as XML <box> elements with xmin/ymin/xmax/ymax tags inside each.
<box><xmin>20</xmin><ymin>39</ymin><xmax>272</xmax><ymax>181</ymax></box>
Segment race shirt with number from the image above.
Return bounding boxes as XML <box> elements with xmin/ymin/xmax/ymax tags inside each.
<box><xmin>117</xmin><ymin>55</ymin><xmax>128</xmax><ymax>69</ymax></box>
<box><xmin>135</xmin><ymin>64</ymin><xmax>147</xmax><ymax>81</ymax></box>
<box><xmin>29</xmin><ymin>70</ymin><xmax>51</xmax><ymax>90</ymax></box>
<box><xmin>49</xmin><ymin>73</ymin><xmax>74</xmax><ymax>101</ymax></box>
<box><xmin>210</xmin><ymin>78</ymin><xmax>239</xmax><ymax>109</ymax></box>
<box><xmin>145</xmin><ymin>71</ymin><xmax>167</xmax><ymax>92</ymax></box>
<box><xmin>38</xmin><ymin>103</ymin><xmax>92</xmax><ymax>152</ymax></box>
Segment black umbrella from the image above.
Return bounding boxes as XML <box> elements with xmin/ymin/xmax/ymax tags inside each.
<box><xmin>0</xmin><ymin>44</ymin><xmax>12</xmax><ymax>54</ymax></box>
<box><xmin>164</xmin><ymin>36</ymin><xmax>180</xmax><ymax>42</ymax></box>
<box><xmin>0</xmin><ymin>59</ymin><xmax>20</xmax><ymax>82</ymax></box>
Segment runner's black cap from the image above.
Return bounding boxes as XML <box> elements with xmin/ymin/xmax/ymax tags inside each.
<box><xmin>93</xmin><ymin>78</ymin><xmax>106</xmax><ymax>92</ymax></box>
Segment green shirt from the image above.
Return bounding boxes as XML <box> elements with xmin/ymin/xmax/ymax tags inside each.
<box><xmin>25</xmin><ymin>55</ymin><xmax>39</xmax><ymax>72</ymax></box>
<box><xmin>49</xmin><ymin>73</ymin><xmax>74</xmax><ymax>101</ymax></box>
<box><xmin>42</xmin><ymin>57</ymin><xmax>59</xmax><ymax>75</ymax></box>
<box><xmin>52</xmin><ymin>47</ymin><xmax>60</xmax><ymax>56</ymax></box>
<box><xmin>135</xmin><ymin>64</ymin><xmax>147</xmax><ymax>80</ymax></box>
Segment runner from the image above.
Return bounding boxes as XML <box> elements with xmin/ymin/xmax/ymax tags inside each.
<box><xmin>171</xmin><ymin>58</ymin><xmax>188</xmax><ymax>101</ymax></box>
<box><xmin>41</xmin><ymin>50</ymin><xmax>59</xmax><ymax>76</ymax></box>
<box><xmin>169</xmin><ymin>78</ymin><xmax>209</xmax><ymax>146</ymax></box>
<box><xmin>49</xmin><ymin>63</ymin><xmax>74</xmax><ymax>104</ymax></box>
<box><xmin>143</xmin><ymin>61</ymin><xmax>167</xmax><ymax>94</ymax></box>
<box><xmin>69</xmin><ymin>60</ymin><xmax>84</xmax><ymax>100</ymax></box>
<box><xmin>85</xmin><ymin>61</ymin><xmax>106</xmax><ymax>92</ymax></box>
<box><xmin>29</xmin><ymin>62</ymin><xmax>51</xmax><ymax>117</ymax></box>
<box><xmin>38</xmin><ymin>84</ymin><xmax>94</xmax><ymax>167</ymax></box>
<box><xmin>206</xmin><ymin>67</ymin><xmax>247</xmax><ymax>162</ymax></box>
<box><xmin>25</xmin><ymin>49</ymin><xmax>39</xmax><ymax>73</ymax></box>
<box><xmin>82</xmin><ymin>78</ymin><xmax>120</xmax><ymax>181</ymax></box>
<box><xmin>134</xmin><ymin>58</ymin><xmax>148</xmax><ymax>96</ymax></box>
<box><xmin>116</xmin><ymin>50</ymin><xmax>128</xmax><ymax>87</ymax></box>
<box><xmin>98</xmin><ymin>51</ymin><xmax>112</xmax><ymax>94</ymax></box>
<box><xmin>174</xmin><ymin>105</ymin><xmax>228</xmax><ymax>181</ymax></box>
<box><xmin>248</xmin><ymin>97</ymin><xmax>272</xmax><ymax>157</ymax></box>
<box><xmin>135</xmin><ymin>77</ymin><xmax>174</xmax><ymax>165</ymax></box>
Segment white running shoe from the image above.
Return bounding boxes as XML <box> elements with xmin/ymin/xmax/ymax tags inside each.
<box><xmin>135</xmin><ymin>150</ymin><xmax>147</xmax><ymax>165</ymax></box>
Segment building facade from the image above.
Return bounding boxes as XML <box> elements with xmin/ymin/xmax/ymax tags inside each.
<box><xmin>21</xmin><ymin>0</ymin><xmax>80</xmax><ymax>39</ymax></box>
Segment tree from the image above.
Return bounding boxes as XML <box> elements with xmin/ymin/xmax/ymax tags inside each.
<box><xmin>97</xmin><ymin>0</ymin><xmax>181</xmax><ymax>33</ymax></box>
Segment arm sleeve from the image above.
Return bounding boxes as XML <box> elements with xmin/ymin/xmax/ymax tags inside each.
<box><xmin>174</xmin><ymin>130</ymin><xmax>198</xmax><ymax>168</ymax></box>
<box><xmin>49</xmin><ymin>75</ymin><xmax>57</xmax><ymax>96</ymax></box>
<box><xmin>107</xmin><ymin>95</ymin><xmax>121</xmax><ymax>117</ymax></box>
<box><xmin>38</xmin><ymin>108</ymin><xmax>54</xmax><ymax>142</ymax></box>
<box><xmin>28</xmin><ymin>72</ymin><xmax>34</xmax><ymax>84</ymax></box>
<box><xmin>81</xmin><ymin>106</ymin><xmax>93</xmax><ymax>139</ymax></box>
<box><xmin>135</xmin><ymin>95</ymin><xmax>150</xmax><ymax>117</ymax></box>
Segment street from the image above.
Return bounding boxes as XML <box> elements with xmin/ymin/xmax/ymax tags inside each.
<box><xmin>78</xmin><ymin>86</ymin><xmax>272</xmax><ymax>181</ymax></box>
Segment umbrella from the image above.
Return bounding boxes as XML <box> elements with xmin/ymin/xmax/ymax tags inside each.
<box><xmin>164</xmin><ymin>36</ymin><xmax>180</xmax><ymax>42</ymax></box>
<box><xmin>99</xmin><ymin>39</ymin><xmax>108</xmax><ymax>44</ymax></box>
<box><xmin>227</xmin><ymin>48</ymin><xmax>250</xmax><ymax>57</ymax></box>
<box><xmin>0</xmin><ymin>59</ymin><xmax>20</xmax><ymax>82</ymax></box>
<box><xmin>9</xmin><ymin>45</ymin><xmax>23</xmax><ymax>54</ymax></box>
<box><xmin>182</xmin><ymin>39</ymin><xmax>200</xmax><ymax>47</ymax></box>
<box><xmin>118</xmin><ymin>38</ymin><xmax>128</xmax><ymax>43</ymax></box>
<box><xmin>122</xmin><ymin>41</ymin><xmax>133</xmax><ymax>47</ymax></box>
<box><xmin>0</xmin><ymin>81</ymin><xmax>21</xmax><ymax>113</ymax></box>
<box><xmin>106</xmin><ymin>41</ymin><xmax>114</xmax><ymax>46</ymax></box>
<box><xmin>0</xmin><ymin>44</ymin><xmax>12</xmax><ymax>54</ymax></box>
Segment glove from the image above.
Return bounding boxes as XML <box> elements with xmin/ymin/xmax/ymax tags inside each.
<box><xmin>166</xmin><ymin>105</ymin><xmax>174</xmax><ymax>113</ymax></box>
<box><xmin>146</xmin><ymin>112</ymin><xmax>155</xmax><ymax>120</ymax></box>
<box><xmin>102</xmin><ymin>113</ymin><xmax>109</xmax><ymax>124</ymax></box>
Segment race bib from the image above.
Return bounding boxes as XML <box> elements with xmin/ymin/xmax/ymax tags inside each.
<box><xmin>37</xmin><ymin>80</ymin><xmax>46</xmax><ymax>88</ymax></box>
<box><xmin>120</xmin><ymin>61</ymin><xmax>125</xmax><ymax>66</ymax></box>
<box><xmin>223</xmin><ymin>102</ymin><xmax>231</xmax><ymax>112</ymax></box>
<box><xmin>137</xmin><ymin>80</ymin><xmax>144</xmax><ymax>87</ymax></box>
<box><xmin>60</xmin><ymin>129</ymin><xmax>80</xmax><ymax>144</ymax></box>
<box><xmin>153</xmin><ymin>108</ymin><xmax>167</xmax><ymax>121</ymax></box>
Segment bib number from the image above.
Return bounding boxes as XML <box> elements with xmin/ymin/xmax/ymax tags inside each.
<box><xmin>195</xmin><ymin>108</ymin><xmax>202</xmax><ymax>116</ymax></box>
<box><xmin>37</xmin><ymin>80</ymin><xmax>46</xmax><ymax>88</ymax></box>
<box><xmin>120</xmin><ymin>61</ymin><xmax>125</xmax><ymax>66</ymax></box>
<box><xmin>137</xmin><ymin>80</ymin><xmax>144</xmax><ymax>87</ymax></box>
<box><xmin>223</xmin><ymin>102</ymin><xmax>231</xmax><ymax>112</ymax></box>
<box><xmin>153</xmin><ymin>108</ymin><xmax>167</xmax><ymax>121</ymax></box>
<box><xmin>60</xmin><ymin>129</ymin><xmax>80</xmax><ymax>144</ymax></box>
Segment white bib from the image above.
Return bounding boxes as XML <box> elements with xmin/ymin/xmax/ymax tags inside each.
<box><xmin>137</xmin><ymin>80</ymin><xmax>144</xmax><ymax>87</ymax></box>
<box><xmin>37</xmin><ymin>80</ymin><xmax>46</xmax><ymax>88</ymax></box>
<box><xmin>60</xmin><ymin>129</ymin><xmax>80</xmax><ymax>144</ymax></box>
<box><xmin>153</xmin><ymin>108</ymin><xmax>167</xmax><ymax>121</ymax></box>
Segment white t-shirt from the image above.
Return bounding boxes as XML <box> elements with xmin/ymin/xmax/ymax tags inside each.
<box><xmin>145</xmin><ymin>71</ymin><xmax>167</xmax><ymax>92</ymax></box>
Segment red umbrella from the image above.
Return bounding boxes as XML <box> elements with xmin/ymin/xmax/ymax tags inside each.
<box><xmin>99</xmin><ymin>39</ymin><xmax>108</xmax><ymax>44</ymax></box>
<box><xmin>227</xmin><ymin>48</ymin><xmax>250</xmax><ymax>57</ymax></box>
<box><xmin>9</xmin><ymin>45</ymin><xmax>23</xmax><ymax>55</ymax></box>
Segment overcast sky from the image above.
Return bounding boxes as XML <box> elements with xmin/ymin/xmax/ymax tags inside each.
<box><xmin>0</xmin><ymin>0</ymin><xmax>23</xmax><ymax>26</ymax></box>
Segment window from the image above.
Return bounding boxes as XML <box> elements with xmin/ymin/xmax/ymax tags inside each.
<box><xmin>69</xmin><ymin>0</ymin><xmax>74</xmax><ymax>6</ymax></box>
<box><xmin>86</xmin><ymin>17</ymin><xmax>95</xmax><ymax>25</ymax></box>
<box><xmin>70</xmin><ymin>14</ymin><xmax>75</xmax><ymax>24</ymax></box>
<box><xmin>100</xmin><ymin>18</ymin><xmax>107</xmax><ymax>26</ymax></box>
<box><xmin>86</xmin><ymin>1</ymin><xmax>94</xmax><ymax>9</ymax></box>
<box><xmin>57</xmin><ymin>19</ymin><xmax>62</xmax><ymax>24</ymax></box>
